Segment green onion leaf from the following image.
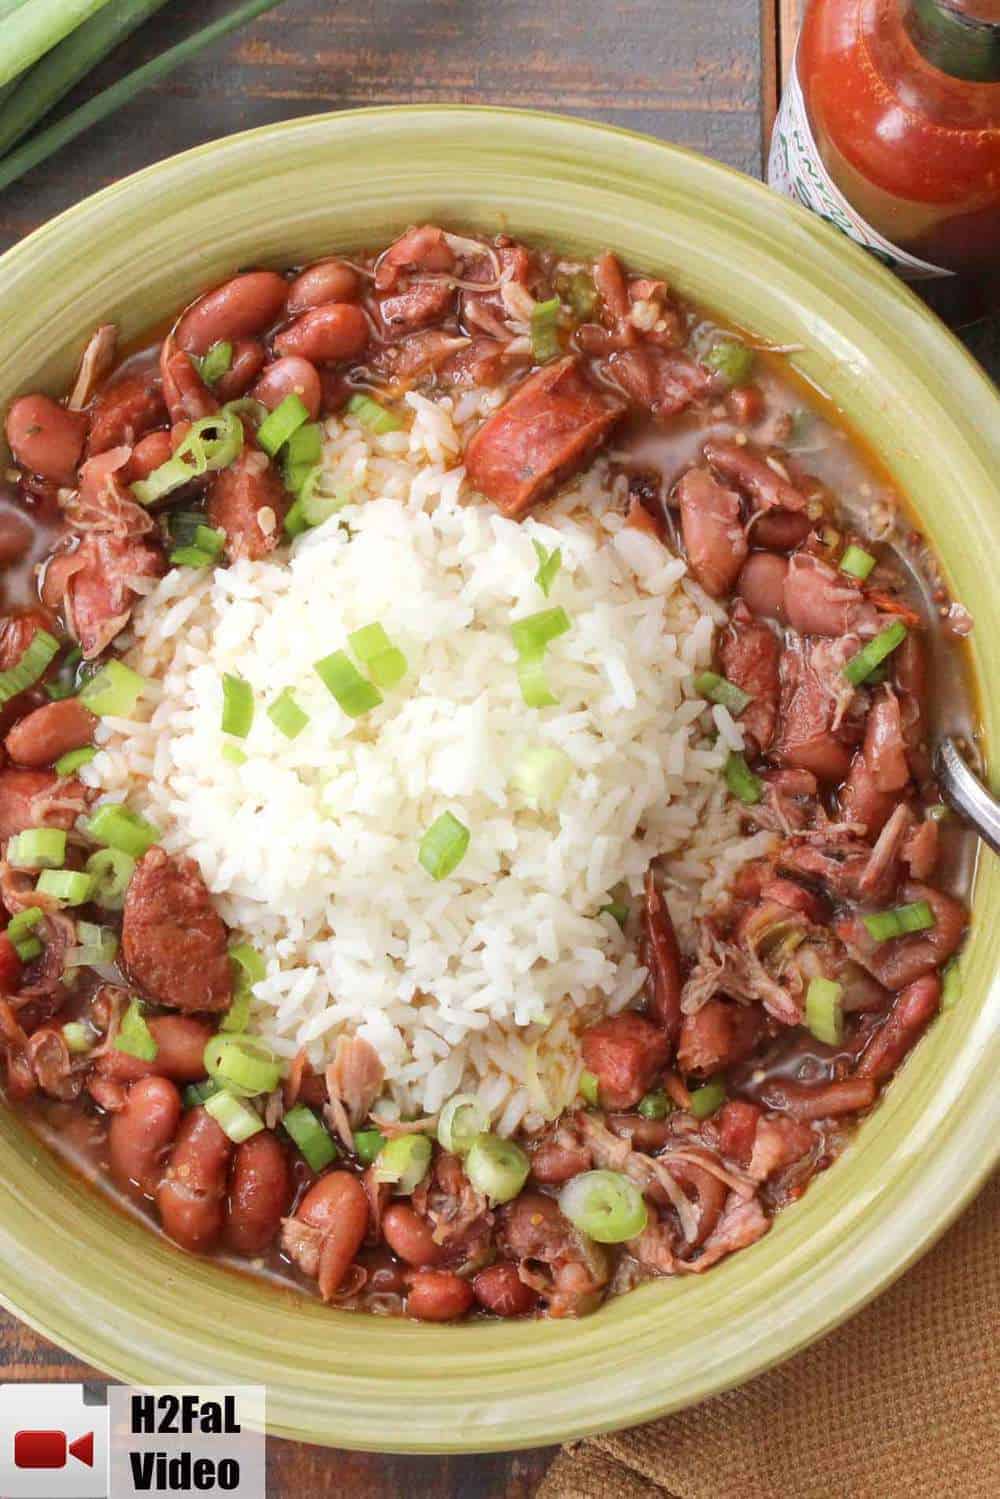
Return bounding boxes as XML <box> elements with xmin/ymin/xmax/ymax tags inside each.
<box><xmin>183</xmin><ymin>1079</ymin><xmax>220</xmax><ymax>1110</ymax></box>
<box><xmin>532</xmin><ymin>540</ymin><xmax>562</xmax><ymax>598</ymax></box>
<box><xmin>694</xmin><ymin>670</ymin><xmax>753</xmax><ymax>717</ymax></box>
<box><xmin>8</xmin><ymin>828</ymin><xmax>66</xmax><ymax>870</ymax></box>
<box><xmin>511</xmin><ymin>607</ymin><xmax>571</xmax><ymax>658</ymax></box>
<box><xmin>511</xmin><ymin>746</ymin><xmax>573</xmax><ymax>813</ymax></box>
<box><xmin>559</xmin><ymin>1169</ymin><xmax>648</xmax><ymax>1243</ymax></box>
<box><xmin>284</xmin><ymin>421</ymin><xmax>323</xmax><ymax>470</ymax></box>
<box><xmin>724</xmin><ymin>751</ymin><xmax>763</xmax><ymax>805</ymax></box>
<box><xmin>516</xmin><ymin>653</ymin><xmax>557</xmax><ymax>708</ymax></box>
<box><xmin>704</xmin><ymin>340</ymin><xmax>755</xmax><ymax>387</ymax></box>
<box><xmin>353</xmin><ymin>1128</ymin><xmax>386</xmax><ymax>1167</ymax></box>
<box><xmin>14</xmin><ymin>936</ymin><xmax>43</xmax><ymax>962</ymax></box>
<box><xmin>204</xmin><ymin>1089</ymin><xmax>264</xmax><ymax>1144</ymax></box>
<box><xmin>313</xmin><ymin>650</ymin><xmax>383</xmax><ymax>718</ymax></box>
<box><xmin>805</xmin><ymin>976</ymin><xmax>844</xmax><ymax>1046</ymax></box>
<box><xmin>283</xmin><ymin>1104</ymin><xmax>338</xmax><ymax>1171</ymax></box>
<box><xmin>197</xmin><ymin>340</ymin><xmax>233</xmax><ymax>386</ymax></box>
<box><xmin>6</xmin><ymin>906</ymin><xmax>44</xmax><ymax>944</ymax></box>
<box><xmin>578</xmin><ymin>1069</ymin><xmax>600</xmax><ymax>1106</ymax></box>
<box><xmin>61</xmin><ymin>1021</ymin><xmax>94</xmax><ymax>1055</ymax></box>
<box><xmin>267</xmin><ymin>688</ymin><xmax>309</xmax><ymax>740</ymax></box>
<box><xmin>203</xmin><ymin>1034</ymin><xmax>280</xmax><ymax>1099</ymax></box>
<box><xmin>78</xmin><ymin>659</ymin><xmax>147</xmax><ymax>718</ymax></box>
<box><xmin>843</xmin><ymin>621</ymin><xmax>908</xmax><ymax>687</ymax></box>
<box><xmin>222</xmin><ymin>742</ymin><xmax>247</xmax><ymax>766</ymax></box>
<box><xmin>559</xmin><ymin>270</ymin><xmax>599</xmax><ymax>320</ymax></box>
<box><xmin>35</xmin><ymin>869</ymin><xmax>93</xmax><ymax>906</ymax></box>
<box><xmin>54</xmin><ymin>745</ymin><xmax>97</xmax><ymax>776</ymax></box>
<box><xmin>257</xmin><ymin>392</ymin><xmax>311</xmax><ymax>457</ymax></box>
<box><xmin>132</xmin><ymin>407</ymin><xmax>244</xmax><ymax>506</ymax></box>
<box><xmin>839</xmin><ymin>544</ymin><xmax>877</xmax><ymax>581</ymax></box>
<box><xmin>862</xmin><ymin>900</ymin><xmax>936</xmax><ymax>943</ymax></box>
<box><xmin>689</xmin><ymin>1077</ymin><xmax>726</xmax><ymax>1119</ymax></box>
<box><xmin>419</xmin><ymin>811</ymin><xmax>470</xmax><ymax>881</ymax></box>
<box><xmin>437</xmin><ymin>1094</ymin><xmax>491</xmax><ymax>1156</ymax></box>
<box><xmin>637</xmin><ymin>1089</ymin><xmax>671</xmax><ymax>1120</ymax></box>
<box><xmin>347</xmin><ymin>393</ymin><xmax>403</xmax><ymax>434</ymax></box>
<box><xmin>65</xmin><ymin>920</ymin><xmax>118</xmax><ymax>968</ymax></box>
<box><xmin>114</xmin><ymin>998</ymin><xmax>158</xmax><ymax>1062</ymax></box>
<box><xmin>599</xmin><ymin>896</ymin><xmax>629</xmax><ymax>928</ymax></box>
<box><xmin>373</xmin><ymin>1134</ymin><xmax>432</xmax><ymax>1194</ymax></box>
<box><xmin>348</xmin><ymin>622</ymin><xmax>407</xmax><ymax>689</ymax></box>
<box><xmin>169</xmin><ymin>545</ymin><xmax>215</xmax><ymax>569</ymax></box>
<box><xmin>84</xmin><ymin>846</ymin><xmax>135</xmax><ymax>909</ymax></box>
<box><xmin>530</xmin><ymin>296</ymin><xmax>562</xmax><ymax>364</ymax></box>
<box><xmin>221</xmin><ymin>673</ymin><xmax>254</xmax><ymax>738</ymax></box>
<box><xmin>222</xmin><ymin>943</ymin><xmax>264</xmax><ymax>1033</ymax></box>
<box><xmin>86</xmin><ymin>803</ymin><xmax>159</xmax><ymax>858</ymax></box>
<box><xmin>464</xmin><ymin>1133</ymin><xmax>530</xmax><ymax>1205</ymax></box>
<box><xmin>0</xmin><ymin>628</ymin><xmax>59</xmax><ymax>707</ymax></box>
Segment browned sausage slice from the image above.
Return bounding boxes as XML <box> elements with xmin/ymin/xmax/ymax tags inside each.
<box><xmin>465</xmin><ymin>356</ymin><xmax>626</xmax><ymax>519</ymax></box>
<box><xmin>580</xmin><ymin>1012</ymin><xmax>671</xmax><ymax>1110</ymax></box>
<box><xmin>206</xmin><ymin>446</ymin><xmax>288</xmax><ymax>563</ymax></box>
<box><xmin>86</xmin><ymin>371</ymin><xmax>167</xmax><ymax>456</ymax></box>
<box><xmin>121</xmin><ymin>847</ymin><xmax>232</xmax><ymax>1012</ymax></box>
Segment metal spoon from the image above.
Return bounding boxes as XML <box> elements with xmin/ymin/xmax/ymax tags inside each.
<box><xmin>934</xmin><ymin>736</ymin><xmax>1000</xmax><ymax>856</ymax></box>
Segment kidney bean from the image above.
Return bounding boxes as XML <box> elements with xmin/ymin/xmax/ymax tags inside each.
<box><xmin>175</xmin><ymin>272</ymin><xmax>289</xmax><ymax>356</ymax></box>
<box><xmin>606</xmin><ymin>1113</ymin><xmax>673</xmax><ymax>1151</ymax></box>
<box><xmin>0</xmin><ymin>509</ymin><xmax>33</xmax><ymax>565</ymax></box>
<box><xmin>406</xmin><ymin>1269</ymin><xmax>475</xmax><ymax>1322</ymax></box>
<box><xmin>251</xmin><ymin>357</ymin><xmax>322</xmax><ymax>419</ymax></box>
<box><xmin>273</xmin><ymin>303</ymin><xmax>369</xmax><ymax>364</ymax></box>
<box><xmin>127</xmin><ymin>429</ymin><xmax>173</xmax><ymax>482</ymax></box>
<box><xmin>96</xmin><ymin>1016</ymin><xmax>214</xmax><ymax>1085</ymax></box>
<box><xmin>356</xmin><ymin>1245</ymin><xmax>409</xmax><ymax>1296</ymax></box>
<box><xmin>295</xmin><ymin>1172</ymin><xmax>369</xmax><ymax>1300</ymax></box>
<box><xmin>472</xmin><ymin>1263</ymin><xmax>538</xmax><ymax>1318</ymax></box>
<box><xmin>530</xmin><ymin>1139</ymin><xmax>593</xmax><ymax>1184</ymax></box>
<box><xmin>4</xmin><ymin>698</ymin><xmax>95</xmax><ymax>767</ymax></box>
<box><xmin>5</xmin><ymin>394</ymin><xmax>86</xmax><ymax>484</ymax></box>
<box><xmin>287</xmin><ymin>259</ymin><xmax>360</xmax><ymax>314</ymax></box>
<box><xmin>751</xmin><ymin>508</ymin><xmax>813</xmax><ymax>551</ymax></box>
<box><xmin>737</xmin><ymin>551</ymin><xmax>789</xmax><ymax>621</ymax></box>
<box><xmin>726</xmin><ymin>385</ymin><xmax>765</xmax><ymax>427</ymax></box>
<box><xmin>213</xmin><ymin>339</ymin><xmax>268</xmax><ymax>402</ymax></box>
<box><xmin>108</xmin><ymin>1075</ymin><xmax>182</xmax><ymax>1200</ymax></box>
<box><xmin>381</xmin><ymin>1203</ymin><xmax>445</xmax><ymax>1267</ymax></box>
<box><xmin>225</xmin><ymin>1131</ymin><xmax>291</xmax><ymax>1256</ymax></box>
<box><xmin>157</xmin><ymin>1106</ymin><xmax>233</xmax><ymax>1253</ymax></box>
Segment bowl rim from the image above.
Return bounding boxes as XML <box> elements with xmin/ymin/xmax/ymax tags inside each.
<box><xmin>0</xmin><ymin>103</ymin><xmax>998</xmax><ymax>1454</ymax></box>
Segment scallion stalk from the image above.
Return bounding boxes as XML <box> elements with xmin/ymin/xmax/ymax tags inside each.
<box><xmin>0</xmin><ymin>628</ymin><xmax>59</xmax><ymax>707</ymax></box>
<box><xmin>839</xmin><ymin>544</ymin><xmax>877</xmax><ymax>581</ymax></box>
<box><xmin>418</xmin><ymin>811</ymin><xmax>470</xmax><ymax>881</ymax></box>
<box><xmin>843</xmin><ymin>621</ymin><xmax>907</xmax><ymax>687</ymax></box>
<box><xmin>348</xmin><ymin>622</ymin><xmax>407</xmax><ymax>689</ymax></box>
<box><xmin>347</xmin><ymin>393</ymin><xmax>403</xmax><ymax>434</ymax></box>
<box><xmin>197</xmin><ymin>340</ymin><xmax>233</xmax><ymax>387</ymax></box>
<box><xmin>55</xmin><ymin>745</ymin><xmax>97</xmax><ymax>776</ymax></box>
<box><xmin>8</xmin><ymin>828</ymin><xmax>66</xmax><ymax>870</ymax></box>
<box><xmin>267</xmin><ymin>688</ymin><xmax>309</xmax><ymax>739</ymax></box>
<box><xmin>0</xmin><ymin>0</ymin><xmax>117</xmax><ymax>92</ymax></box>
<box><xmin>78</xmin><ymin>658</ymin><xmax>147</xmax><ymax>718</ymax></box>
<box><xmin>862</xmin><ymin>900</ymin><xmax>936</xmax><ymax>942</ymax></box>
<box><xmin>313</xmin><ymin>650</ymin><xmax>383</xmax><ymax>718</ymax></box>
<box><xmin>724</xmin><ymin>751</ymin><xmax>763</xmax><ymax>805</ymax></box>
<box><xmin>86</xmin><ymin>803</ymin><xmax>159</xmax><ymax>858</ymax></box>
<box><xmin>221</xmin><ymin>673</ymin><xmax>254</xmax><ymax>738</ymax></box>
<box><xmin>805</xmin><ymin>976</ymin><xmax>844</xmax><ymax>1046</ymax></box>
<box><xmin>532</xmin><ymin>540</ymin><xmax>562</xmax><ymax>598</ymax></box>
<box><xmin>114</xmin><ymin>998</ymin><xmax>157</xmax><ymax>1062</ymax></box>
<box><xmin>35</xmin><ymin>869</ymin><xmax>93</xmax><ymax>906</ymax></box>
<box><xmin>282</xmin><ymin>1104</ymin><xmax>338</xmax><ymax>1171</ymax></box>
<box><xmin>204</xmin><ymin>1089</ymin><xmax>264</xmax><ymax>1144</ymax></box>
<box><xmin>84</xmin><ymin>846</ymin><xmax>135</xmax><ymax>908</ymax></box>
<box><xmin>694</xmin><ymin>670</ymin><xmax>753</xmax><ymax>716</ymax></box>
<box><xmin>530</xmin><ymin>297</ymin><xmax>562</xmax><ymax>364</ymax></box>
<box><xmin>257</xmin><ymin>392</ymin><xmax>310</xmax><ymax>457</ymax></box>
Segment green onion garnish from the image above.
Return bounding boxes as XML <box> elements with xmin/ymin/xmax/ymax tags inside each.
<box><xmin>221</xmin><ymin>673</ymin><xmax>254</xmax><ymax>739</ymax></box>
<box><xmin>86</xmin><ymin>803</ymin><xmax>159</xmax><ymax>858</ymax></box>
<box><xmin>257</xmin><ymin>392</ymin><xmax>311</xmax><ymax>458</ymax></box>
<box><xmin>132</xmin><ymin>407</ymin><xmax>244</xmax><ymax>506</ymax></box>
<box><xmin>169</xmin><ymin>524</ymin><xmax>225</xmax><ymax>570</ymax></box>
<box><xmin>267</xmin><ymin>688</ymin><xmax>309</xmax><ymax>740</ymax></box>
<box><xmin>114</xmin><ymin>998</ymin><xmax>158</xmax><ymax>1062</ymax></box>
<box><xmin>6</xmin><ymin>907</ymin><xmax>44</xmax><ymax>945</ymax></box>
<box><xmin>183</xmin><ymin>1079</ymin><xmax>220</xmax><ymax>1110</ymax></box>
<box><xmin>511</xmin><ymin>745</ymin><xmax>573</xmax><ymax>813</ymax></box>
<box><xmin>0</xmin><ymin>628</ymin><xmax>59</xmax><ymax>707</ymax></box>
<box><xmin>347</xmin><ymin>393</ymin><xmax>403</xmax><ymax>434</ymax></box>
<box><xmin>599</xmin><ymin>895</ymin><xmax>629</xmax><ymax>928</ymax></box>
<box><xmin>862</xmin><ymin>901</ymin><xmax>936</xmax><ymax>943</ymax></box>
<box><xmin>284</xmin><ymin>473</ymin><xmax>352</xmax><ymax>536</ymax></box>
<box><xmin>689</xmin><ymin>1077</ymin><xmax>726</xmax><ymax>1119</ymax></box>
<box><xmin>65</xmin><ymin>919</ymin><xmax>118</xmax><ymax>968</ymax></box>
<box><xmin>419</xmin><ymin>811</ymin><xmax>470</xmax><ymax>881</ymax></box>
<box><xmin>84</xmin><ymin>846</ymin><xmax>135</xmax><ymax>909</ymax></box>
<box><xmin>511</xmin><ymin>606</ymin><xmax>571</xmax><ymax>708</ymax></box>
<box><xmin>941</xmin><ymin>958</ymin><xmax>961</xmax><ymax>1011</ymax></box>
<box><xmin>45</xmin><ymin>646</ymin><xmax>82</xmax><ymax>701</ymax></box>
<box><xmin>8</xmin><ymin>828</ymin><xmax>66</xmax><ymax>870</ymax></box>
<box><xmin>464</xmin><ymin>1133</ymin><xmax>530</xmax><ymax>1205</ymax></box>
<box><xmin>203</xmin><ymin>1034</ymin><xmax>280</xmax><ymax>1099</ymax></box>
<box><xmin>373</xmin><ymin>1134</ymin><xmax>432</xmax><ymax>1195</ymax></box>
<box><xmin>61</xmin><ymin>1021</ymin><xmax>94</xmax><ymax>1055</ymax></box>
<box><xmin>839</xmin><ymin>544</ymin><xmax>877</xmax><ymax>581</ymax></box>
<box><xmin>694</xmin><ymin>670</ymin><xmax>753</xmax><ymax>717</ymax></box>
<box><xmin>530</xmin><ymin>296</ymin><xmax>562</xmax><ymax>364</ymax></box>
<box><xmin>353</xmin><ymin>1128</ymin><xmax>386</xmax><ymax>1166</ymax></box>
<box><xmin>532</xmin><ymin>540</ymin><xmax>562</xmax><ymax>598</ymax></box>
<box><xmin>637</xmin><ymin>1089</ymin><xmax>671</xmax><ymax>1120</ymax></box>
<box><xmin>559</xmin><ymin>1169</ymin><xmax>648</xmax><ymax>1243</ymax></box>
<box><xmin>578</xmin><ymin>1069</ymin><xmax>600</xmax><ymax>1106</ymax></box>
<box><xmin>35</xmin><ymin>869</ymin><xmax>93</xmax><ymax>906</ymax></box>
<box><xmin>843</xmin><ymin>621</ymin><xmax>908</xmax><ymax>687</ymax></box>
<box><xmin>805</xmin><ymin>976</ymin><xmax>844</xmax><ymax>1046</ymax></box>
<box><xmin>348</xmin><ymin>622</ymin><xmax>407</xmax><ymax>689</ymax></box>
<box><xmin>560</xmin><ymin>270</ymin><xmax>599</xmax><ymax>319</ymax></box>
<box><xmin>220</xmin><ymin>987</ymin><xmax>252</xmax><ymax>1034</ymax></box>
<box><xmin>283</xmin><ymin>1104</ymin><xmax>338</xmax><ymax>1171</ymax></box>
<box><xmin>204</xmin><ymin>1089</ymin><xmax>264</xmax><ymax>1144</ymax></box>
<box><xmin>197</xmin><ymin>340</ymin><xmax>233</xmax><ymax>387</ymax></box>
<box><xmin>313</xmin><ymin>650</ymin><xmax>383</xmax><ymax>718</ymax></box>
<box><xmin>704</xmin><ymin>340</ymin><xmax>755</xmax><ymax>387</ymax></box>
<box><xmin>285</xmin><ymin>421</ymin><xmax>323</xmax><ymax>468</ymax></box>
<box><xmin>222</xmin><ymin>742</ymin><xmax>247</xmax><ymax>766</ymax></box>
<box><xmin>54</xmin><ymin>745</ymin><xmax>97</xmax><ymax>776</ymax></box>
<box><xmin>78</xmin><ymin>659</ymin><xmax>147</xmax><ymax>718</ymax></box>
<box><xmin>437</xmin><ymin>1093</ymin><xmax>491</xmax><ymax>1156</ymax></box>
<box><xmin>724</xmin><ymin>751</ymin><xmax>763</xmax><ymax>805</ymax></box>
<box><xmin>223</xmin><ymin>943</ymin><xmax>264</xmax><ymax>1033</ymax></box>
<box><xmin>14</xmin><ymin>937</ymin><xmax>42</xmax><ymax>962</ymax></box>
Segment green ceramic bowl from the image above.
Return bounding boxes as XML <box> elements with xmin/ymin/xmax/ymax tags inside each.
<box><xmin>0</xmin><ymin>108</ymin><xmax>998</xmax><ymax>1454</ymax></box>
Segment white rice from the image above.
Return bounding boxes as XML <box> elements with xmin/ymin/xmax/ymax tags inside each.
<box><xmin>84</xmin><ymin>392</ymin><xmax>774</xmax><ymax>1131</ymax></box>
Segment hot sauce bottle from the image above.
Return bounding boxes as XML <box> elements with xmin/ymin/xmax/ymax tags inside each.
<box><xmin>768</xmin><ymin>1</ymin><xmax>1000</xmax><ymax>322</ymax></box>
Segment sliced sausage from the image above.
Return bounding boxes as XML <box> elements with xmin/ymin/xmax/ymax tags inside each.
<box><xmin>4</xmin><ymin>699</ymin><xmax>95</xmax><ymax>768</ymax></box>
<box><xmin>175</xmin><ymin>272</ymin><xmax>290</xmax><ymax>356</ymax></box>
<box><xmin>677</xmin><ymin>998</ymin><xmax>763</xmax><ymax>1077</ymax></box>
<box><xmin>6</xmin><ymin>395</ymin><xmax>86</xmax><ymax>485</ymax></box>
<box><xmin>225</xmin><ymin>1131</ymin><xmax>292</xmax><ymax>1256</ymax></box>
<box><xmin>676</xmin><ymin>466</ymin><xmax>747</xmax><ymax>598</ymax></box>
<box><xmin>157</xmin><ymin>1106</ymin><xmax>233</xmax><ymax>1253</ymax></box>
<box><xmin>121</xmin><ymin>847</ymin><xmax>232</xmax><ymax>1013</ymax></box>
<box><xmin>719</xmin><ymin>603</ymin><xmax>781</xmax><ymax>753</ymax></box>
<box><xmin>580</xmin><ymin>1012</ymin><xmax>671</xmax><ymax>1110</ymax></box>
<box><xmin>86</xmin><ymin>371</ymin><xmax>166</xmax><ymax>456</ymax></box>
<box><xmin>109</xmin><ymin>1075</ymin><xmax>182</xmax><ymax>1200</ymax></box>
<box><xmin>205</xmin><ymin>446</ymin><xmax>287</xmax><ymax>564</ymax></box>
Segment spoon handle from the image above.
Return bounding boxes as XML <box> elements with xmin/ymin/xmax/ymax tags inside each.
<box><xmin>934</xmin><ymin>737</ymin><xmax>1000</xmax><ymax>857</ymax></box>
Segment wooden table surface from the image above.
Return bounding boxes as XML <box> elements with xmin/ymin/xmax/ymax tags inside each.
<box><xmin>0</xmin><ymin>3</ymin><xmax>994</xmax><ymax>1495</ymax></box>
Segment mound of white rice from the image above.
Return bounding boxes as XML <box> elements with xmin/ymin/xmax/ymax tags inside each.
<box><xmin>84</xmin><ymin>392</ymin><xmax>774</xmax><ymax>1132</ymax></box>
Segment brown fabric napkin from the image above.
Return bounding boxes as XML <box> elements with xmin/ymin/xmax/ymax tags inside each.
<box><xmin>539</xmin><ymin>1172</ymin><xmax>999</xmax><ymax>1499</ymax></box>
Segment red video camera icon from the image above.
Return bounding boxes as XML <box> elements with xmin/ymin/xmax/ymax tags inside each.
<box><xmin>13</xmin><ymin>1430</ymin><xmax>94</xmax><ymax>1469</ymax></box>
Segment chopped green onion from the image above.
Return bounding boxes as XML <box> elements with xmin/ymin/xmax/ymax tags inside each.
<box><xmin>183</xmin><ymin>1079</ymin><xmax>220</xmax><ymax>1110</ymax></box>
<box><xmin>132</xmin><ymin>407</ymin><xmax>244</xmax><ymax>506</ymax></box>
<box><xmin>313</xmin><ymin>650</ymin><xmax>383</xmax><ymax>718</ymax></box>
<box><xmin>637</xmin><ymin>1089</ymin><xmax>671</xmax><ymax>1120</ymax></box>
<box><xmin>689</xmin><ymin>1077</ymin><xmax>726</xmax><ymax>1119</ymax></box>
<box><xmin>267</xmin><ymin>688</ymin><xmax>309</xmax><ymax>740</ymax></box>
<box><xmin>283</xmin><ymin>1104</ymin><xmax>338</xmax><ymax>1171</ymax></box>
<box><xmin>353</xmin><ymin>1128</ymin><xmax>386</xmax><ymax>1167</ymax></box>
<box><xmin>223</xmin><ymin>943</ymin><xmax>264</xmax><ymax>1032</ymax></box>
<box><xmin>516</xmin><ymin>653</ymin><xmax>558</xmax><ymax>708</ymax></box>
<box><xmin>257</xmin><ymin>393</ymin><xmax>310</xmax><ymax>457</ymax></box>
<box><xmin>511</xmin><ymin>746</ymin><xmax>573</xmax><ymax>813</ymax></box>
<box><xmin>14</xmin><ymin>937</ymin><xmax>42</xmax><ymax>962</ymax></box>
<box><xmin>465</xmin><ymin>1132</ymin><xmax>531</xmax><ymax>1205</ymax></box>
<box><xmin>285</xmin><ymin>421</ymin><xmax>323</xmax><ymax>470</ymax></box>
<box><xmin>373</xmin><ymin>1133</ymin><xmax>432</xmax><ymax>1195</ymax></box>
<box><xmin>704</xmin><ymin>340</ymin><xmax>755</xmax><ymax>387</ymax></box>
<box><xmin>84</xmin><ymin>846</ymin><xmax>135</xmax><ymax>909</ymax></box>
<box><xmin>8</xmin><ymin>828</ymin><xmax>66</xmax><ymax>870</ymax></box>
<box><xmin>61</xmin><ymin>1021</ymin><xmax>94</xmax><ymax>1055</ymax></box>
<box><xmin>419</xmin><ymin>811</ymin><xmax>470</xmax><ymax>881</ymax></box>
<box><xmin>530</xmin><ymin>296</ymin><xmax>562</xmax><ymax>364</ymax></box>
<box><xmin>0</xmin><ymin>628</ymin><xmax>59</xmax><ymax>707</ymax></box>
<box><xmin>941</xmin><ymin>958</ymin><xmax>961</xmax><ymax>1011</ymax></box>
<box><xmin>724</xmin><ymin>751</ymin><xmax>763</xmax><ymax>805</ymax></box>
<box><xmin>862</xmin><ymin>900</ymin><xmax>936</xmax><ymax>942</ymax></box>
<box><xmin>203</xmin><ymin>1034</ymin><xmax>280</xmax><ymax>1099</ymax></box>
<box><xmin>197</xmin><ymin>340</ymin><xmax>233</xmax><ymax>386</ymax></box>
<box><xmin>694</xmin><ymin>670</ymin><xmax>753</xmax><ymax>717</ymax></box>
<box><xmin>169</xmin><ymin>524</ymin><xmax>225</xmax><ymax>569</ymax></box>
<box><xmin>839</xmin><ymin>544</ymin><xmax>877</xmax><ymax>581</ymax></box>
<box><xmin>220</xmin><ymin>987</ymin><xmax>252</xmax><ymax>1034</ymax></box>
<box><xmin>86</xmin><ymin>803</ymin><xmax>159</xmax><ymax>858</ymax></box>
<box><xmin>805</xmin><ymin>976</ymin><xmax>844</xmax><ymax>1046</ymax></box>
<box><xmin>169</xmin><ymin>547</ymin><xmax>214</xmax><ymax>569</ymax></box>
<box><xmin>229</xmin><ymin>942</ymin><xmax>265</xmax><ymax>989</ymax></box>
<box><xmin>6</xmin><ymin>906</ymin><xmax>43</xmax><ymax>944</ymax></box>
<box><xmin>35</xmin><ymin>869</ymin><xmax>93</xmax><ymax>906</ymax></box>
<box><xmin>221</xmin><ymin>673</ymin><xmax>254</xmax><ymax>738</ymax></box>
<box><xmin>204</xmin><ymin>1089</ymin><xmax>264</xmax><ymax>1144</ymax></box>
<box><xmin>55</xmin><ymin>745</ymin><xmax>97</xmax><ymax>776</ymax></box>
<box><xmin>347</xmin><ymin>393</ymin><xmax>404</xmax><ymax>434</ymax></box>
<box><xmin>843</xmin><ymin>621</ymin><xmax>908</xmax><ymax>687</ymax></box>
<box><xmin>559</xmin><ymin>1169</ymin><xmax>648</xmax><ymax>1243</ymax></box>
<box><xmin>300</xmin><ymin>472</ymin><xmax>353</xmax><ymax>526</ymax></box>
<box><xmin>578</xmin><ymin>1069</ymin><xmax>600</xmax><ymax>1106</ymax></box>
<box><xmin>65</xmin><ymin>919</ymin><xmax>118</xmax><ymax>967</ymax></box>
<box><xmin>560</xmin><ymin>270</ymin><xmax>599</xmax><ymax>320</ymax></box>
<box><xmin>512</xmin><ymin>606</ymin><xmax>571</xmax><ymax>708</ymax></box>
<box><xmin>222</xmin><ymin>742</ymin><xmax>248</xmax><ymax>765</ymax></box>
<box><xmin>599</xmin><ymin>886</ymin><xmax>630</xmax><ymax>928</ymax></box>
<box><xmin>348</xmin><ymin>622</ymin><xmax>407</xmax><ymax>689</ymax></box>
<box><xmin>114</xmin><ymin>998</ymin><xmax>158</xmax><ymax>1062</ymax></box>
<box><xmin>78</xmin><ymin>659</ymin><xmax>147</xmax><ymax>718</ymax></box>
<box><xmin>532</xmin><ymin>540</ymin><xmax>562</xmax><ymax>598</ymax></box>
<box><xmin>437</xmin><ymin>1094</ymin><xmax>491</xmax><ymax>1156</ymax></box>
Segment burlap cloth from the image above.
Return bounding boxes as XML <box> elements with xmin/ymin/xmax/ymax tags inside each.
<box><xmin>538</xmin><ymin>1172</ymin><xmax>999</xmax><ymax>1499</ymax></box>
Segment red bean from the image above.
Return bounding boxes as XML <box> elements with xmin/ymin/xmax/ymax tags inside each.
<box><xmin>5</xmin><ymin>394</ymin><xmax>86</xmax><ymax>484</ymax></box>
<box><xmin>530</xmin><ymin>1140</ymin><xmax>593</xmax><ymax>1184</ymax></box>
<box><xmin>108</xmin><ymin>1075</ymin><xmax>182</xmax><ymax>1200</ymax></box>
<box><xmin>737</xmin><ymin>551</ymin><xmax>788</xmax><ymax>621</ymax></box>
<box><xmin>127</xmin><ymin>429</ymin><xmax>173</xmax><ymax>481</ymax></box>
<box><xmin>751</xmin><ymin>508</ymin><xmax>813</xmax><ymax>551</ymax></box>
<box><xmin>225</xmin><ymin>1131</ymin><xmax>291</xmax><ymax>1256</ymax></box>
<box><xmin>251</xmin><ymin>357</ymin><xmax>322</xmax><ymax>419</ymax></box>
<box><xmin>472</xmin><ymin>1263</ymin><xmax>537</xmax><ymax>1317</ymax></box>
<box><xmin>0</xmin><ymin>510</ymin><xmax>33</xmax><ymax>565</ymax></box>
<box><xmin>287</xmin><ymin>260</ymin><xmax>360</xmax><ymax>315</ymax></box>
<box><xmin>274</xmin><ymin>303</ymin><xmax>369</xmax><ymax>364</ymax></box>
<box><xmin>213</xmin><ymin>339</ymin><xmax>268</xmax><ymax>402</ymax></box>
<box><xmin>4</xmin><ymin>698</ymin><xmax>95</xmax><ymax>767</ymax></box>
<box><xmin>175</xmin><ymin>272</ymin><xmax>289</xmax><ymax>356</ymax></box>
<box><xmin>381</xmin><ymin>1203</ymin><xmax>444</xmax><ymax>1267</ymax></box>
<box><xmin>96</xmin><ymin>1016</ymin><xmax>214</xmax><ymax>1085</ymax></box>
<box><xmin>406</xmin><ymin>1270</ymin><xmax>475</xmax><ymax>1322</ymax></box>
<box><xmin>157</xmin><ymin>1106</ymin><xmax>233</xmax><ymax>1253</ymax></box>
<box><xmin>295</xmin><ymin>1172</ymin><xmax>369</xmax><ymax>1300</ymax></box>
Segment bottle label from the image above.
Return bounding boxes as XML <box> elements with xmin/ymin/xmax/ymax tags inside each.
<box><xmin>767</xmin><ymin>55</ymin><xmax>955</xmax><ymax>281</ymax></box>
